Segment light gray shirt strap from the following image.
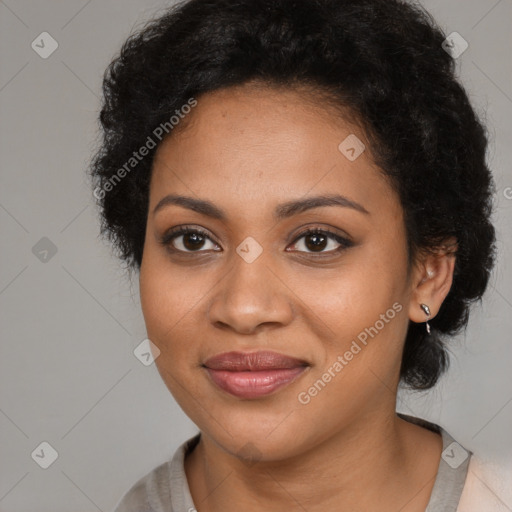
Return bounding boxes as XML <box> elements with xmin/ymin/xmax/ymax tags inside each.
<box><xmin>397</xmin><ymin>412</ymin><xmax>471</xmax><ymax>512</ymax></box>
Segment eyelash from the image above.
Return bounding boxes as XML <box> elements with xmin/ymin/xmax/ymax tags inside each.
<box><xmin>159</xmin><ymin>226</ymin><xmax>353</xmax><ymax>256</ymax></box>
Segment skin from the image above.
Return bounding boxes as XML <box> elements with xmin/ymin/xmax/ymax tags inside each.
<box><xmin>139</xmin><ymin>82</ymin><xmax>457</xmax><ymax>512</ymax></box>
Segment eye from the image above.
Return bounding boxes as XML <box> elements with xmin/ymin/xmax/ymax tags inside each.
<box><xmin>160</xmin><ymin>226</ymin><xmax>220</xmax><ymax>253</ymax></box>
<box><xmin>287</xmin><ymin>228</ymin><xmax>353</xmax><ymax>254</ymax></box>
<box><xmin>160</xmin><ymin>226</ymin><xmax>353</xmax><ymax>255</ymax></box>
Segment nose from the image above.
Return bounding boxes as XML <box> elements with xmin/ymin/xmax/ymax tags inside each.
<box><xmin>207</xmin><ymin>252</ymin><xmax>294</xmax><ymax>335</ymax></box>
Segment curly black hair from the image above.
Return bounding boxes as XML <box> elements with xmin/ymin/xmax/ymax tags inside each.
<box><xmin>89</xmin><ymin>0</ymin><xmax>496</xmax><ymax>390</ymax></box>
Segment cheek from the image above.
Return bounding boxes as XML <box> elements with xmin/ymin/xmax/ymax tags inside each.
<box><xmin>139</xmin><ymin>247</ymin><xmax>219</xmax><ymax>376</ymax></box>
<box><xmin>288</xmin><ymin>242</ymin><xmax>409</xmax><ymax>375</ymax></box>
<box><xmin>296</xmin><ymin>275</ymin><xmax>406</xmax><ymax>373</ymax></box>
<box><xmin>140</xmin><ymin>245</ymin><xmax>197</xmax><ymax>333</ymax></box>
<box><xmin>296</xmin><ymin>248</ymin><xmax>407</xmax><ymax>330</ymax></box>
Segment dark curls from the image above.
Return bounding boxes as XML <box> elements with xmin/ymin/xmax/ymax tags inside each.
<box><xmin>89</xmin><ymin>0</ymin><xmax>496</xmax><ymax>390</ymax></box>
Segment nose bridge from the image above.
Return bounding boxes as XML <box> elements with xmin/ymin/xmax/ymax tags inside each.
<box><xmin>207</xmin><ymin>247</ymin><xmax>293</xmax><ymax>333</ymax></box>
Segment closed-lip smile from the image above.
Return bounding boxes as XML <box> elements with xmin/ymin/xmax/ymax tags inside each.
<box><xmin>202</xmin><ymin>350</ymin><xmax>310</xmax><ymax>399</ymax></box>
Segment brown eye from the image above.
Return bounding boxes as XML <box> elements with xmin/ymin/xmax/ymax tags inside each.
<box><xmin>288</xmin><ymin>228</ymin><xmax>353</xmax><ymax>254</ymax></box>
<box><xmin>181</xmin><ymin>231</ymin><xmax>207</xmax><ymax>251</ymax></box>
<box><xmin>304</xmin><ymin>232</ymin><xmax>328</xmax><ymax>252</ymax></box>
<box><xmin>161</xmin><ymin>227</ymin><xmax>220</xmax><ymax>253</ymax></box>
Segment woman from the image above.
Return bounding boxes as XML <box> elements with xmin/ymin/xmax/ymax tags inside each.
<box><xmin>90</xmin><ymin>0</ymin><xmax>497</xmax><ymax>510</ymax></box>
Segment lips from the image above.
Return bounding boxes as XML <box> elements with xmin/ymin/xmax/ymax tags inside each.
<box><xmin>203</xmin><ymin>351</ymin><xmax>309</xmax><ymax>399</ymax></box>
<box><xmin>204</xmin><ymin>350</ymin><xmax>308</xmax><ymax>371</ymax></box>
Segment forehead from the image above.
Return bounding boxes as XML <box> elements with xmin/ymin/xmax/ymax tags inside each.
<box><xmin>149</xmin><ymin>84</ymin><xmax>398</xmax><ymax>220</ymax></box>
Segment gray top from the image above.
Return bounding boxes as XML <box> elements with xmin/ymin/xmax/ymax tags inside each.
<box><xmin>113</xmin><ymin>413</ymin><xmax>471</xmax><ymax>512</ymax></box>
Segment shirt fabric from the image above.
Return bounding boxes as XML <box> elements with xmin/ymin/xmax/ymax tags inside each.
<box><xmin>113</xmin><ymin>413</ymin><xmax>472</xmax><ymax>512</ymax></box>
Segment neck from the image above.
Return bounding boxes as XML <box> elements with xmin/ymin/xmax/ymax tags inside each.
<box><xmin>184</xmin><ymin>410</ymin><xmax>441</xmax><ymax>512</ymax></box>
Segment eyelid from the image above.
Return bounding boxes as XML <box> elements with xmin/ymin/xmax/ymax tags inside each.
<box><xmin>290</xmin><ymin>225</ymin><xmax>352</xmax><ymax>245</ymax></box>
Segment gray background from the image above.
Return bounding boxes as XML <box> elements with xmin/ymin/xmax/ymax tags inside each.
<box><xmin>0</xmin><ymin>0</ymin><xmax>511</xmax><ymax>510</ymax></box>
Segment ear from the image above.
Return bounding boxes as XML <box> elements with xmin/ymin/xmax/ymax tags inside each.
<box><xmin>408</xmin><ymin>238</ymin><xmax>458</xmax><ymax>324</ymax></box>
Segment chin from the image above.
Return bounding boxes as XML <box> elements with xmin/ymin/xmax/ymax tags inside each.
<box><xmin>196</xmin><ymin>405</ymin><xmax>320</xmax><ymax>463</ymax></box>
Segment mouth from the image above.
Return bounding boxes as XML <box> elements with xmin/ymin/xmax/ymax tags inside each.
<box><xmin>202</xmin><ymin>350</ymin><xmax>310</xmax><ymax>399</ymax></box>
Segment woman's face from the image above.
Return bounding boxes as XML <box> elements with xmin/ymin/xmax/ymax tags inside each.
<box><xmin>139</xmin><ymin>84</ymin><xmax>418</xmax><ymax>461</ymax></box>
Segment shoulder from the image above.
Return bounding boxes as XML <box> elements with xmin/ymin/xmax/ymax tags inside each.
<box><xmin>113</xmin><ymin>460</ymin><xmax>172</xmax><ymax>512</ymax></box>
<box><xmin>112</xmin><ymin>433</ymin><xmax>201</xmax><ymax>512</ymax></box>
<box><xmin>457</xmin><ymin>454</ymin><xmax>512</xmax><ymax>512</ymax></box>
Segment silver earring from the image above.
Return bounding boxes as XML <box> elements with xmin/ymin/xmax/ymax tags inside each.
<box><xmin>420</xmin><ymin>303</ymin><xmax>431</xmax><ymax>334</ymax></box>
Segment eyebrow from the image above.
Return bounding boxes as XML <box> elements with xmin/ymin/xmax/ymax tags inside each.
<box><xmin>152</xmin><ymin>193</ymin><xmax>370</xmax><ymax>220</ymax></box>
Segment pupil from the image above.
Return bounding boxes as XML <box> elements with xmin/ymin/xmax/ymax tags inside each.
<box><xmin>306</xmin><ymin>233</ymin><xmax>327</xmax><ymax>252</ymax></box>
<box><xmin>184</xmin><ymin>233</ymin><xmax>205</xmax><ymax>251</ymax></box>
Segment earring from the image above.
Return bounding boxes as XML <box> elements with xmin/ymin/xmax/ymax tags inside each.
<box><xmin>420</xmin><ymin>303</ymin><xmax>431</xmax><ymax>334</ymax></box>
